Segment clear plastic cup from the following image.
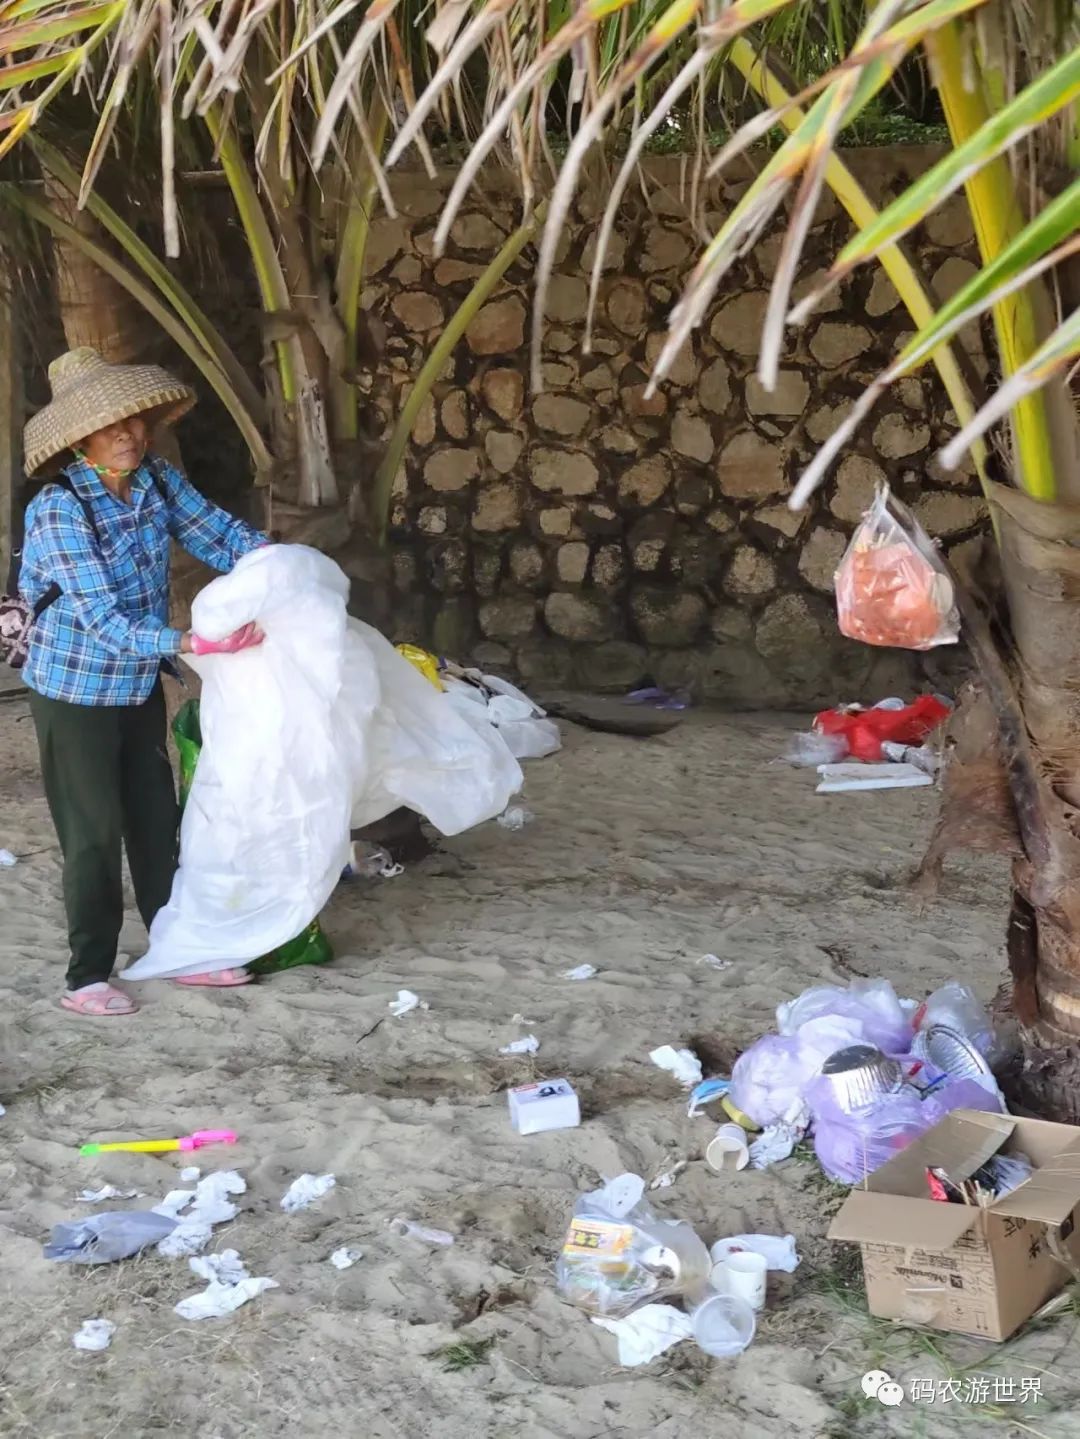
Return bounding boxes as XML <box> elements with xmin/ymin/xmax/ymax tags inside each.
<box><xmin>691</xmin><ymin>1292</ymin><xmax>756</xmax><ymax>1358</ymax></box>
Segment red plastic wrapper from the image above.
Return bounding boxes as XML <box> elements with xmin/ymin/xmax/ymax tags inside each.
<box><xmin>814</xmin><ymin>695</ymin><xmax>951</xmax><ymax>762</ymax></box>
<box><xmin>835</xmin><ymin>489</ymin><xmax>959</xmax><ymax>651</ymax></box>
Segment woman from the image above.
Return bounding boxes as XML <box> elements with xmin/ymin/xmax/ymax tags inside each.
<box><xmin>19</xmin><ymin>346</ymin><xmax>267</xmax><ymax>1016</ymax></box>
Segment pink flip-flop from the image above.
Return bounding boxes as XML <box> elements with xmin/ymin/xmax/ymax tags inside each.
<box><xmin>61</xmin><ymin>983</ymin><xmax>138</xmax><ymax>1016</ymax></box>
<box><xmin>173</xmin><ymin>968</ymin><xmax>253</xmax><ymax>988</ymax></box>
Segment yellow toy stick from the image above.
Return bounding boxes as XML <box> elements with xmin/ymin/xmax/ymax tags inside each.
<box><xmin>79</xmin><ymin>1129</ymin><xmax>236</xmax><ymax>1156</ymax></box>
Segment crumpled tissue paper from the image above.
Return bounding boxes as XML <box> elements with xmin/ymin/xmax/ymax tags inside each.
<box><xmin>330</xmin><ymin>1246</ymin><xmax>363</xmax><ymax>1270</ymax></box>
<box><xmin>649</xmin><ymin>1045</ymin><xmax>703</xmax><ymax>1088</ymax></box>
<box><xmin>388</xmin><ymin>990</ymin><xmax>427</xmax><ymax>1018</ymax></box>
<box><xmin>592</xmin><ymin>1303</ymin><xmax>693</xmax><ymax>1366</ymax></box>
<box><xmin>281</xmin><ymin>1173</ymin><xmax>336</xmax><ymax>1213</ymax></box>
<box><xmin>154</xmin><ymin>1171</ymin><xmax>245</xmax><ymax>1258</ymax></box>
<box><xmin>72</xmin><ymin>1319</ymin><xmax>116</xmax><ymax>1351</ymax></box>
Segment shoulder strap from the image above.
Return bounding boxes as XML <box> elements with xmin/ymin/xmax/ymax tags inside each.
<box><xmin>19</xmin><ymin>477</ymin><xmax>99</xmax><ymax>620</ymax></box>
<box><xmin>145</xmin><ymin>456</ymin><xmax>171</xmax><ymax>505</ymax></box>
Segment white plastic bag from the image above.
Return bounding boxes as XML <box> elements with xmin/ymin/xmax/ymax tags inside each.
<box><xmin>126</xmin><ymin>546</ymin><xmax>521</xmax><ymax>980</ymax></box>
<box><xmin>442</xmin><ymin>674</ymin><xmax>561</xmax><ymax>761</ymax></box>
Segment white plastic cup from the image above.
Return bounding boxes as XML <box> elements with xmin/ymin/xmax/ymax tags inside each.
<box><xmin>706</xmin><ymin>1122</ymin><xmax>750</xmax><ymax>1173</ymax></box>
<box><xmin>691</xmin><ymin>1292</ymin><xmax>756</xmax><ymax>1358</ymax></box>
<box><xmin>711</xmin><ymin>1250</ymin><xmax>768</xmax><ymax>1311</ymax></box>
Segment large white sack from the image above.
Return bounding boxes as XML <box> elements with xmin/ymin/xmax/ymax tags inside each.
<box><xmin>126</xmin><ymin>545</ymin><xmax>521</xmax><ymax>980</ymax></box>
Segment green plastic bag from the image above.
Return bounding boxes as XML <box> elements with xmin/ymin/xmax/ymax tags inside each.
<box><xmin>173</xmin><ymin>699</ymin><xmax>203</xmax><ymax>811</ymax></box>
<box><xmin>170</xmin><ymin>699</ymin><xmax>334</xmax><ymax>975</ymax></box>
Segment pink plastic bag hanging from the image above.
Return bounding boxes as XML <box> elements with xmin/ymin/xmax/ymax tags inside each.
<box><xmin>835</xmin><ymin>488</ymin><xmax>959</xmax><ymax>651</ymax></box>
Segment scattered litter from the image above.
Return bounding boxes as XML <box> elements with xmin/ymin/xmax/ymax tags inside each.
<box><xmin>281</xmin><ymin>1173</ymin><xmax>336</xmax><ymax>1213</ymax></box>
<box><xmin>497</xmin><ymin>806</ymin><xmax>534</xmax><ymax>831</ymax></box>
<box><xmin>388</xmin><ymin>990</ymin><xmax>427</xmax><ymax>1018</ymax></box>
<box><xmin>649</xmin><ymin>1045</ymin><xmax>703</xmax><ymax>1089</ymax></box>
<box><xmin>711</xmin><ymin>1249</ymin><xmax>767</xmax><ymax>1310</ymax></box>
<box><xmin>880</xmin><ymin>740</ymin><xmax>940</xmax><ymax>774</ymax></box>
<box><xmin>0</xmin><ymin>1102</ymin><xmax>5</xmax><ymax>1117</ymax></box>
<box><xmin>45</xmin><ymin>1211</ymin><xmax>177</xmax><ymax>1264</ymax></box>
<box><xmin>175</xmin><ymin>1274</ymin><xmax>278</xmax><ymax>1322</ymax></box>
<box><xmin>508</xmin><ymin>1078</ymin><xmax>580</xmax><ymax>1134</ymax></box>
<box><xmin>748</xmin><ymin>1118</ymin><xmax>806</xmax><ymax>1170</ymax></box>
<box><xmin>179</xmin><ymin>1166</ymin><xmax>201</xmax><ymax>1183</ymax></box>
<box><xmin>510</xmin><ymin>1013</ymin><xmax>535</xmax><ymax>1026</ymax></box>
<box><xmin>592</xmin><ymin>1303</ymin><xmax>693</xmax><ymax>1366</ymax></box>
<box><xmin>72</xmin><ymin>1319</ymin><xmax>115</xmax><ymax>1352</ymax></box>
<box><xmin>190</xmin><ymin>1249</ymin><xmax>248</xmax><ymax>1286</ymax></box>
<box><xmin>390</xmin><ymin>1217</ymin><xmax>455</xmax><ymax>1246</ymax></box>
<box><xmin>557</xmin><ymin>1173</ymin><xmax>710</xmax><ymax>1317</ymax></box>
<box><xmin>783</xmin><ymin>731</ymin><xmax>848</xmax><ymax>768</ymax></box>
<box><xmin>441</xmin><ymin>665</ymin><xmax>561</xmax><ymax>760</ymax></box>
<box><xmin>563</xmin><ymin>964</ymin><xmax>597</xmax><ymax>981</ymax></box>
<box><xmin>814</xmin><ymin>694</ymin><xmax>951</xmax><ymax>763</ymax></box>
<box><xmin>705</xmin><ymin>1123</ymin><xmax>750</xmax><ymax>1173</ymax></box>
<box><xmin>816</xmin><ymin>761</ymin><xmax>933</xmax><ymax>792</ymax></box>
<box><xmin>76</xmin><ymin>1185</ymin><xmax>142</xmax><ymax>1203</ymax></box>
<box><xmin>914</xmin><ymin>981</ymin><xmax>999</xmax><ymax>1062</ymax></box>
<box><xmin>155</xmin><ymin>1170</ymin><xmax>246</xmax><ymax>1258</ymax></box>
<box><xmin>0</xmin><ymin>849</ymin><xmax>16</xmax><ymax>867</ymax></box>
<box><xmin>698</xmin><ymin>953</ymin><xmax>734</xmax><ymax>972</ymax></box>
<box><xmin>344</xmin><ymin>841</ymin><xmax>394</xmax><ymax>879</ymax></box>
<box><xmin>330</xmin><ymin>1246</ymin><xmax>363</xmax><ymax>1270</ymax></box>
<box><xmin>500</xmin><ymin>1034</ymin><xmax>540</xmax><ymax>1056</ymax></box>
<box><xmin>649</xmin><ymin>1161</ymin><xmax>687</xmax><ymax>1190</ymax></box>
<box><xmin>688</xmin><ymin>1077</ymin><xmax>731</xmax><ymax>1118</ymax></box>
<box><xmin>710</xmin><ymin>1234</ymin><xmax>800</xmax><ymax>1273</ymax></box>
<box><xmin>624</xmin><ymin>686</ymin><xmax>689</xmax><ymax>711</ymax></box>
<box><xmin>691</xmin><ymin>1293</ymin><xmax>756</xmax><ymax>1357</ymax></box>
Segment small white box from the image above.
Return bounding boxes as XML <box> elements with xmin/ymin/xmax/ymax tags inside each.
<box><xmin>508</xmin><ymin>1078</ymin><xmax>581</xmax><ymax>1135</ymax></box>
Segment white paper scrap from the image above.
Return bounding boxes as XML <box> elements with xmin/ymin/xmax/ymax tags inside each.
<box><xmin>72</xmin><ymin>1319</ymin><xmax>116</xmax><ymax>1352</ymax></box>
<box><xmin>649</xmin><ymin>1045</ymin><xmax>703</xmax><ymax>1088</ymax></box>
<box><xmin>281</xmin><ymin>1173</ymin><xmax>336</xmax><ymax>1213</ymax></box>
<box><xmin>592</xmin><ymin>1303</ymin><xmax>693</xmax><ymax>1366</ymax></box>
<box><xmin>499</xmin><ymin>1035</ymin><xmax>539</xmax><ymax>1056</ymax></box>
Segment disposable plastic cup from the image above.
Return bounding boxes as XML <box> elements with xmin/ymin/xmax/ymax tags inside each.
<box><xmin>706</xmin><ymin>1122</ymin><xmax>750</xmax><ymax>1173</ymax></box>
<box><xmin>691</xmin><ymin>1292</ymin><xmax>756</xmax><ymax>1358</ymax></box>
<box><xmin>711</xmin><ymin>1250</ymin><xmax>767</xmax><ymax>1311</ymax></box>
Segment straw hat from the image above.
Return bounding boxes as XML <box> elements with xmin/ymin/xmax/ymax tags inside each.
<box><xmin>24</xmin><ymin>347</ymin><xmax>196</xmax><ymax>475</ymax></box>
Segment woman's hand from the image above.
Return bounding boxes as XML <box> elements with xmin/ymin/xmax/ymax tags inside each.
<box><xmin>185</xmin><ymin>622</ymin><xmax>264</xmax><ymax>656</ymax></box>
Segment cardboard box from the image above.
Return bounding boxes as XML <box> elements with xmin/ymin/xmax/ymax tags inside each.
<box><xmin>828</xmin><ymin>1109</ymin><xmax>1080</xmax><ymax>1340</ymax></box>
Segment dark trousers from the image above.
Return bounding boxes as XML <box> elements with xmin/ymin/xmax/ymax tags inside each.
<box><xmin>29</xmin><ymin>682</ymin><xmax>179</xmax><ymax>989</ymax></box>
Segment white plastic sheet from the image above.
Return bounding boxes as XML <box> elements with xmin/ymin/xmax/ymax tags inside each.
<box><xmin>126</xmin><ymin>547</ymin><xmax>521</xmax><ymax>980</ymax></box>
<box><xmin>442</xmin><ymin>674</ymin><xmax>562</xmax><ymax>760</ymax></box>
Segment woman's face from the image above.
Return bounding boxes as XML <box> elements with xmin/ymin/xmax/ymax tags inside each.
<box><xmin>80</xmin><ymin>414</ymin><xmax>148</xmax><ymax>474</ymax></box>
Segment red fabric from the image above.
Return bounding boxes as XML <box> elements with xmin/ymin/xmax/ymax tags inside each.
<box><xmin>813</xmin><ymin>696</ymin><xmax>951</xmax><ymax>762</ymax></box>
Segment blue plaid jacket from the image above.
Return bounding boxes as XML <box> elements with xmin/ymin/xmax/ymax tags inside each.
<box><xmin>20</xmin><ymin>456</ymin><xmax>265</xmax><ymax>706</ymax></box>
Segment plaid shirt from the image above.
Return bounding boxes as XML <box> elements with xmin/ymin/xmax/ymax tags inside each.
<box><xmin>20</xmin><ymin>456</ymin><xmax>265</xmax><ymax>706</ymax></box>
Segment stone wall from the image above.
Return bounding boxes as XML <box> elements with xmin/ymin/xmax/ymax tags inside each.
<box><xmin>362</xmin><ymin>147</ymin><xmax>985</xmax><ymax>706</ymax></box>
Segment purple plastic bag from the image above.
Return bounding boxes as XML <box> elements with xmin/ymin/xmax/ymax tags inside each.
<box><xmin>777</xmin><ymin>978</ymin><xmax>914</xmax><ymax>1057</ymax></box>
<box><xmin>807</xmin><ymin>1075</ymin><xmax>1003</xmax><ymax>1185</ymax></box>
<box><xmin>729</xmin><ymin>1035</ymin><xmax>805</xmax><ymax>1127</ymax></box>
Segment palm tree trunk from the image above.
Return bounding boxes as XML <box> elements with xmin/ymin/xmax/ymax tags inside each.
<box><xmin>990</xmin><ymin>481</ymin><xmax>1080</xmax><ymax>1061</ymax></box>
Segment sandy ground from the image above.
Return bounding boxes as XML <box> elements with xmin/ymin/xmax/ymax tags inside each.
<box><xmin>1</xmin><ymin>694</ymin><xmax>1079</xmax><ymax>1439</ymax></box>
